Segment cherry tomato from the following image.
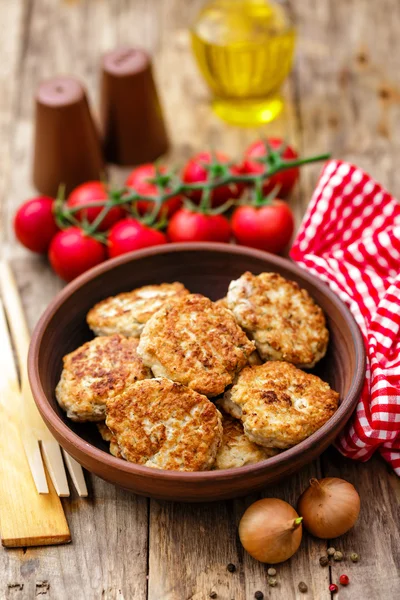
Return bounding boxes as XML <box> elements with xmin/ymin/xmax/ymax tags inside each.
<box><xmin>182</xmin><ymin>151</ymin><xmax>244</xmax><ymax>207</ymax></box>
<box><xmin>242</xmin><ymin>138</ymin><xmax>299</xmax><ymax>198</ymax></box>
<box><xmin>108</xmin><ymin>218</ymin><xmax>168</xmax><ymax>258</ymax></box>
<box><xmin>67</xmin><ymin>181</ymin><xmax>124</xmax><ymax>231</ymax></box>
<box><xmin>231</xmin><ymin>201</ymin><xmax>294</xmax><ymax>254</ymax></box>
<box><xmin>125</xmin><ymin>164</ymin><xmax>182</xmax><ymax>217</ymax></box>
<box><xmin>49</xmin><ymin>227</ymin><xmax>106</xmax><ymax>282</ymax></box>
<box><xmin>167</xmin><ymin>209</ymin><xmax>231</xmax><ymax>243</ymax></box>
<box><xmin>14</xmin><ymin>196</ymin><xmax>58</xmax><ymax>253</ymax></box>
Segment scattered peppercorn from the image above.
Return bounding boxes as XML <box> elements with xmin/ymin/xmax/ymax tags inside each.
<box><xmin>329</xmin><ymin>584</ymin><xmax>338</xmax><ymax>593</ymax></box>
<box><xmin>227</xmin><ymin>563</ymin><xmax>236</xmax><ymax>573</ymax></box>
<box><xmin>298</xmin><ymin>582</ymin><xmax>308</xmax><ymax>593</ymax></box>
<box><xmin>267</xmin><ymin>568</ymin><xmax>277</xmax><ymax>577</ymax></box>
<box><xmin>319</xmin><ymin>556</ymin><xmax>329</xmax><ymax>567</ymax></box>
<box><xmin>268</xmin><ymin>578</ymin><xmax>277</xmax><ymax>587</ymax></box>
<box><xmin>350</xmin><ymin>552</ymin><xmax>360</xmax><ymax>562</ymax></box>
<box><xmin>327</xmin><ymin>547</ymin><xmax>336</xmax><ymax>556</ymax></box>
<box><xmin>339</xmin><ymin>574</ymin><xmax>350</xmax><ymax>586</ymax></box>
<box><xmin>209</xmin><ymin>592</ymin><xmax>217</xmax><ymax>599</ymax></box>
<box><xmin>254</xmin><ymin>592</ymin><xmax>264</xmax><ymax>600</ymax></box>
<box><xmin>333</xmin><ymin>551</ymin><xmax>343</xmax><ymax>562</ymax></box>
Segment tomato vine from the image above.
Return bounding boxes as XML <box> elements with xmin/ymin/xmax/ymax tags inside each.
<box><xmin>54</xmin><ymin>142</ymin><xmax>330</xmax><ymax>239</ymax></box>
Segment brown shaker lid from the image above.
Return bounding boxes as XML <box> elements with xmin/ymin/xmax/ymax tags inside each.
<box><xmin>101</xmin><ymin>47</ymin><xmax>169</xmax><ymax>166</ymax></box>
<box><xmin>35</xmin><ymin>77</ymin><xmax>85</xmax><ymax>107</ymax></box>
<box><xmin>102</xmin><ymin>47</ymin><xmax>149</xmax><ymax>76</ymax></box>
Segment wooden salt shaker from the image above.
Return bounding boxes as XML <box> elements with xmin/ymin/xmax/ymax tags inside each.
<box><xmin>100</xmin><ymin>47</ymin><xmax>169</xmax><ymax>166</ymax></box>
<box><xmin>33</xmin><ymin>76</ymin><xmax>104</xmax><ymax>196</ymax></box>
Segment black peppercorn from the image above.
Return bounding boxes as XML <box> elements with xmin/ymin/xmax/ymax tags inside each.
<box><xmin>319</xmin><ymin>556</ymin><xmax>329</xmax><ymax>567</ymax></box>
<box><xmin>254</xmin><ymin>592</ymin><xmax>264</xmax><ymax>600</ymax></box>
<box><xmin>209</xmin><ymin>592</ymin><xmax>217</xmax><ymax>599</ymax></box>
<box><xmin>298</xmin><ymin>582</ymin><xmax>308</xmax><ymax>593</ymax></box>
<box><xmin>227</xmin><ymin>563</ymin><xmax>236</xmax><ymax>573</ymax></box>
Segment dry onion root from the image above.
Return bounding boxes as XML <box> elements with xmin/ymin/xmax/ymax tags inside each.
<box><xmin>298</xmin><ymin>477</ymin><xmax>360</xmax><ymax>539</ymax></box>
<box><xmin>239</xmin><ymin>498</ymin><xmax>303</xmax><ymax>564</ymax></box>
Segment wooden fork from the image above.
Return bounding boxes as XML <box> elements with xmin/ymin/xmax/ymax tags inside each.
<box><xmin>0</xmin><ymin>260</ymin><xmax>87</xmax><ymax>497</ymax></box>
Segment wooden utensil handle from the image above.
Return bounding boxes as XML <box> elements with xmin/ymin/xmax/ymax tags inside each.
<box><xmin>0</xmin><ymin>261</ymin><xmax>31</xmax><ymax>380</ymax></box>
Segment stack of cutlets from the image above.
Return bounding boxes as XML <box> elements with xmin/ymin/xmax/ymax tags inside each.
<box><xmin>56</xmin><ymin>273</ymin><xmax>339</xmax><ymax>471</ymax></box>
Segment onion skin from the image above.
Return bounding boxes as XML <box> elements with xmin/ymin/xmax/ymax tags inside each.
<box><xmin>298</xmin><ymin>477</ymin><xmax>360</xmax><ymax>539</ymax></box>
<box><xmin>239</xmin><ymin>498</ymin><xmax>303</xmax><ymax>564</ymax></box>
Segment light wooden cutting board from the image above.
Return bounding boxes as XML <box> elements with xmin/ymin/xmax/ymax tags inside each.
<box><xmin>0</xmin><ymin>301</ymin><xmax>70</xmax><ymax>547</ymax></box>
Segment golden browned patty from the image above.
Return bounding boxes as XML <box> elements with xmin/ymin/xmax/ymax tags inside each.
<box><xmin>137</xmin><ymin>294</ymin><xmax>256</xmax><ymax>397</ymax></box>
<box><xmin>214</xmin><ymin>298</ymin><xmax>262</xmax><ymax>366</ymax></box>
<box><xmin>87</xmin><ymin>282</ymin><xmax>190</xmax><ymax>338</ymax></box>
<box><xmin>214</xmin><ymin>413</ymin><xmax>279</xmax><ymax>470</ymax></box>
<box><xmin>56</xmin><ymin>334</ymin><xmax>152</xmax><ymax>422</ymax></box>
<box><xmin>214</xmin><ymin>297</ymin><xmax>229</xmax><ymax>310</ymax></box>
<box><xmin>106</xmin><ymin>378</ymin><xmax>223</xmax><ymax>471</ymax></box>
<box><xmin>97</xmin><ymin>422</ymin><xmax>122</xmax><ymax>458</ymax></box>
<box><xmin>219</xmin><ymin>361</ymin><xmax>339</xmax><ymax>449</ymax></box>
<box><xmin>227</xmin><ymin>272</ymin><xmax>329</xmax><ymax>368</ymax></box>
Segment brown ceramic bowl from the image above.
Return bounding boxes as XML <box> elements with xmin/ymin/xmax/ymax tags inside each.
<box><xmin>29</xmin><ymin>243</ymin><xmax>365</xmax><ymax>502</ymax></box>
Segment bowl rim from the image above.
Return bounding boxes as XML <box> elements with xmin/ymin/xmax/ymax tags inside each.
<box><xmin>28</xmin><ymin>242</ymin><xmax>366</xmax><ymax>482</ymax></box>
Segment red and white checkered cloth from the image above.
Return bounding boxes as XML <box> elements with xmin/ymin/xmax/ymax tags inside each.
<box><xmin>291</xmin><ymin>160</ymin><xmax>400</xmax><ymax>475</ymax></box>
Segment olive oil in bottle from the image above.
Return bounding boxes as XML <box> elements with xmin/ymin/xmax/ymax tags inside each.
<box><xmin>191</xmin><ymin>0</ymin><xmax>296</xmax><ymax>126</ymax></box>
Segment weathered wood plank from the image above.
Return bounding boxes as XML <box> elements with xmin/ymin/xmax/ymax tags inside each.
<box><xmin>155</xmin><ymin>0</ymin><xmax>308</xmax><ymax>227</ymax></box>
<box><xmin>147</xmin><ymin>2</ymin><xmax>327</xmax><ymax>599</ymax></box>
<box><xmin>1</xmin><ymin>0</ymin><xmax>400</xmax><ymax>599</ymax></box>
<box><xmin>292</xmin><ymin>0</ymin><xmax>400</xmax><ymax>598</ymax></box>
<box><xmin>324</xmin><ymin>450</ymin><xmax>400</xmax><ymax>599</ymax></box>
<box><xmin>148</xmin><ymin>463</ymin><xmax>328</xmax><ymax>600</ymax></box>
<box><xmin>292</xmin><ymin>0</ymin><xmax>400</xmax><ymax>201</ymax></box>
<box><xmin>233</xmin><ymin>466</ymin><xmax>329</xmax><ymax>600</ymax></box>
<box><xmin>1</xmin><ymin>1</ymin><xmax>149</xmax><ymax>599</ymax></box>
<box><xmin>0</xmin><ymin>0</ymin><xmax>26</xmax><ymax>247</ymax></box>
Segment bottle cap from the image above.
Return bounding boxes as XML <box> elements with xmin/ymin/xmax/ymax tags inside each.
<box><xmin>100</xmin><ymin>47</ymin><xmax>169</xmax><ymax>165</ymax></box>
<box><xmin>33</xmin><ymin>76</ymin><xmax>104</xmax><ymax>196</ymax></box>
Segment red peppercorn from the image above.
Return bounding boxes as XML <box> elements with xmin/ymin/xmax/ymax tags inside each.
<box><xmin>339</xmin><ymin>574</ymin><xmax>350</xmax><ymax>586</ymax></box>
<box><xmin>329</xmin><ymin>584</ymin><xmax>338</xmax><ymax>593</ymax></box>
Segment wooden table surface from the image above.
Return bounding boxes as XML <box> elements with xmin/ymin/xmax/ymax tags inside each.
<box><xmin>1</xmin><ymin>1</ymin><xmax>400</xmax><ymax>599</ymax></box>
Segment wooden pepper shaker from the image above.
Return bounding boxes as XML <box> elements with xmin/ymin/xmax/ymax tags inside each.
<box><xmin>33</xmin><ymin>76</ymin><xmax>104</xmax><ymax>196</ymax></box>
<box><xmin>100</xmin><ymin>47</ymin><xmax>169</xmax><ymax>166</ymax></box>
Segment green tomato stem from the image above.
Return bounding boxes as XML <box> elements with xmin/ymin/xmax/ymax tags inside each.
<box><xmin>67</xmin><ymin>200</ymin><xmax>112</xmax><ymax>214</ymax></box>
<box><xmin>199</xmin><ymin>187</ymin><xmax>212</xmax><ymax>213</ymax></box>
<box><xmin>56</xmin><ymin>150</ymin><xmax>330</xmax><ymax>235</ymax></box>
<box><xmin>85</xmin><ymin>204</ymin><xmax>112</xmax><ymax>234</ymax></box>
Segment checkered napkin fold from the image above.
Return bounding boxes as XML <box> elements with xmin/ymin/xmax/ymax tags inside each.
<box><xmin>291</xmin><ymin>160</ymin><xmax>400</xmax><ymax>475</ymax></box>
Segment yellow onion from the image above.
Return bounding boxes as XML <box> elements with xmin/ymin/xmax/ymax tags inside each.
<box><xmin>298</xmin><ymin>477</ymin><xmax>360</xmax><ymax>539</ymax></box>
<box><xmin>239</xmin><ymin>498</ymin><xmax>303</xmax><ymax>564</ymax></box>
